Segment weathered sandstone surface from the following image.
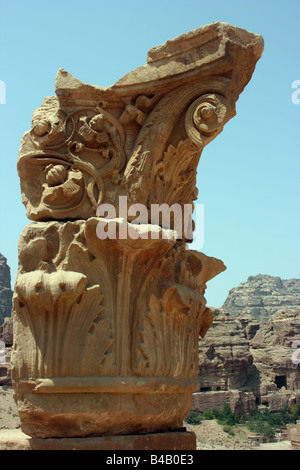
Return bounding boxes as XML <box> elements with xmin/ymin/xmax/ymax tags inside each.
<box><xmin>193</xmin><ymin>276</ymin><xmax>300</xmax><ymax>415</ymax></box>
<box><xmin>223</xmin><ymin>274</ymin><xmax>300</xmax><ymax>322</ymax></box>
<box><xmin>11</xmin><ymin>22</ymin><xmax>263</xmax><ymax>443</ymax></box>
<box><xmin>198</xmin><ymin>308</ymin><xmax>253</xmax><ymax>391</ymax></box>
<box><xmin>249</xmin><ymin>308</ymin><xmax>300</xmax><ymax>393</ymax></box>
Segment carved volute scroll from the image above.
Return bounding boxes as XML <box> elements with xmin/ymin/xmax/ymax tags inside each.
<box><xmin>12</xmin><ymin>22</ymin><xmax>263</xmax><ymax>439</ymax></box>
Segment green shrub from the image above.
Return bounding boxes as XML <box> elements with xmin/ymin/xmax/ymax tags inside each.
<box><xmin>185</xmin><ymin>410</ymin><xmax>201</xmax><ymax>425</ymax></box>
<box><xmin>245</xmin><ymin>407</ymin><xmax>288</xmax><ymax>437</ymax></box>
<box><xmin>202</xmin><ymin>409</ymin><xmax>216</xmax><ymax>420</ymax></box>
<box><xmin>263</xmin><ymin>422</ymin><xmax>276</xmax><ymax>438</ymax></box>
<box><xmin>238</xmin><ymin>415</ymin><xmax>247</xmax><ymax>424</ymax></box>
<box><xmin>290</xmin><ymin>403</ymin><xmax>300</xmax><ymax>423</ymax></box>
<box><xmin>194</xmin><ymin>402</ymin><xmax>297</xmax><ymax>435</ymax></box>
<box><xmin>247</xmin><ymin>420</ymin><xmax>256</xmax><ymax>432</ymax></box>
<box><xmin>254</xmin><ymin>421</ymin><xmax>275</xmax><ymax>438</ymax></box>
<box><xmin>223</xmin><ymin>424</ymin><xmax>234</xmax><ymax>436</ymax></box>
<box><xmin>280</xmin><ymin>403</ymin><xmax>291</xmax><ymax>424</ymax></box>
<box><xmin>216</xmin><ymin>402</ymin><xmax>238</xmax><ymax>426</ymax></box>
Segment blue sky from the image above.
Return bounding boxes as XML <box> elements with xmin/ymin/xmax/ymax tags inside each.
<box><xmin>0</xmin><ymin>0</ymin><xmax>299</xmax><ymax>307</ymax></box>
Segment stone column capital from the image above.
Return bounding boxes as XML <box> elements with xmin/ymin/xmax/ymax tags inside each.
<box><xmin>17</xmin><ymin>22</ymin><xmax>263</xmax><ymax>222</ymax></box>
<box><xmin>12</xmin><ymin>23</ymin><xmax>263</xmax><ymax>440</ymax></box>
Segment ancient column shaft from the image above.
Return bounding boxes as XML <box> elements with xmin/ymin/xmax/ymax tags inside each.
<box><xmin>12</xmin><ymin>22</ymin><xmax>263</xmax><ymax>439</ymax></box>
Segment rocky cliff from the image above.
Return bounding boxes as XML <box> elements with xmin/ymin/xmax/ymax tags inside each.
<box><xmin>222</xmin><ymin>274</ymin><xmax>300</xmax><ymax>322</ymax></box>
<box><xmin>198</xmin><ymin>308</ymin><xmax>253</xmax><ymax>391</ymax></box>
<box><xmin>0</xmin><ymin>254</ymin><xmax>12</xmax><ymax>325</ymax></box>
<box><xmin>246</xmin><ymin>308</ymin><xmax>300</xmax><ymax>391</ymax></box>
<box><xmin>194</xmin><ymin>275</ymin><xmax>300</xmax><ymax>415</ymax></box>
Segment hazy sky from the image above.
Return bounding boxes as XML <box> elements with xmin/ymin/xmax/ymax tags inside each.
<box><xmin>0</xmin><ymin>0</ymin><xmax>299</xmax><ymax>307</ymax></box>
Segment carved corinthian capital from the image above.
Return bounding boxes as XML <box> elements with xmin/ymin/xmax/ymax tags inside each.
<box><xmin>17</xmin><ymin>22</ymin><xmax>263</xmax><ymax>222</ymax></box>
<box><xmin>12</xmin><ymin>23</ymin><xmax>263</xmax><ymax>440</ymax></box>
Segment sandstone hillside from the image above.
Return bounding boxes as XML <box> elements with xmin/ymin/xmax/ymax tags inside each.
<box><xmin>223</xmin><ymin>274</ymin><xmax>300</xmax><ymax>322</ymax></box>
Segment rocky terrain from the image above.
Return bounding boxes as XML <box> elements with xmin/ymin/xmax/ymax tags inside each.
<box><xmin>247</xmin><ymin>308</ymin><xmax>300</xmax><ymax>396</ymax></box>
<box><xmin>0</xmin><ymin>386</ymin><xmax>294</xmax><ymax>450</ymax></box>
<box><xmin>0</xmin><ymin>386</ymin><xmax>20</xmax><ymax>432</ymax></box>
<box><xmin>0</xmin><ymin>253</ymin><xmax>12</xmax><ymax>326</ymax></box>
<box><xmin>185</xmin><ymin>419</ymin><xmax>258</xmax><ymax>450</ymax></box>
<box><xmin>193</xmin><ymin>275</ymin><xmax>300</xmax><ymax>416</ymax></box>
<box><xmin>198</xmin><ymin>308</ymin><xmax>253</xmax><ymax>392</ymax></box>
<box><xmin>186</xmin><ymin>419</ymin><xmax>295</xmax><ymax>450</ymax></box>
<box><xmin>223</xmin><ymin>274</ymin><xmax>300</xmax><ymax>322</ymax></box>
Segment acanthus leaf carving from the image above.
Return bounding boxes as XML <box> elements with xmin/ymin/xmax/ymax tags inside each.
<box><xmin>135</xmin><ymin>283</ymin><xmax>210</xmax><ymax>378</ymax></box>
<box><xmin>151</xmin><ymin>139</ymin><xmax>199</xmax><ymax>207</ymax></box>
<box><xmin>121</xmin><ymin>79</ymin><xmax>232</xmax><ymax>211</ymax></box>
<box><xmin>13</xmin><ymin>271</ymin><xmax>114</xmax><ymax>378</ymax></box>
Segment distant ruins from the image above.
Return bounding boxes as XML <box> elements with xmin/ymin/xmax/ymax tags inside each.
<box><xmin>9</xmin><ymin>23</ymin><xmax>263</xmax><ymax>450</ymax></box>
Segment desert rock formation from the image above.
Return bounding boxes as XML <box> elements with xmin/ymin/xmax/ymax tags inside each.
<box><xmin>249</xmin><ymin>308</ymin><xmax>300</xmax><ymax>392</ymax></box>
<box><xmin>223</xmin><ymin>274</ymin><xmax>300</xmax><ymax>322</ymax></box>
<box><xmin>0</xmin><ymin>254</ymin><xmax>12</xmax><ymax>326</ymax></box>
<box><xmin>198</xmin><ymin>308</ymin><xmax>253</xmax><ymax>391</ymax></box>
<box><xmin>193</xmin><ymin>276</ymin><xmax>300</xmax><ymax>415</ymax></box>
<box><xmin>194</xmin><ymin>307</ymin><xmax>257</xmax><ymax>414</ymax></box>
